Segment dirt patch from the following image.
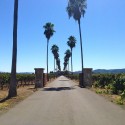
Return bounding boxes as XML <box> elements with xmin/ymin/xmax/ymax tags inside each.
<box><xmin>0</xmin><ymin>85</ymin><xmax>36</xmax><ymax>116</ymax></box>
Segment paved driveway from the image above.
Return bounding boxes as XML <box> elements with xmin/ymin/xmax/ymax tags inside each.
<box><xmin>0</xmin><ymin>76</ymin><xmax>125</xmax><ymax>125</ymax></box>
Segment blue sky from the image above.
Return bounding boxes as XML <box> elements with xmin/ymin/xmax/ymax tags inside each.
<box><xmin>0</xmin><ymin>0</ymin><xmax>125</xmax><ymax>73</ymax></box>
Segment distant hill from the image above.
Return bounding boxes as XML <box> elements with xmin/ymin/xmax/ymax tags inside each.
<box><xmin>73</xmin><ymin>71</ymin><xmax>82</xmax><ymax>74</ymax></box>
<box><xmin>74</xmin><ymin>68</ymin><xmax>125</xmax><ymax>74</ymax></box>
<box><xmin>93</xmin><ymin>69</ymin><xmax>125</xmax><ymax>74</ymax></box>
<box><xmin>17</xmin><ymin>72</ymin><xmax>34</xmax><ymax>74</ymax></box>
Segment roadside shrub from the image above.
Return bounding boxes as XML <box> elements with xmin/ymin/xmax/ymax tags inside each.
<box><xmin>92</xmin><ymin>73</ymin><xmax>125</xmax><ymax>95</ymax></box>
<box><xmin>115</xmin><ymin>96</ymin><xmax>124</xmax><ymax>105</ymax></box>
<box><xmin>120</xmin><ymin>90</ymin><xmax>125</xmax><ymax>100</ymax></box>
<box><xmin>92</xmin><ymin>74</ymin><xmax>114</xmax><ymax>88</ymax></box>
<box><xmin>93</xmin><ymin>81</ymin><xmax>99</xmax><ymax>88</ymax></box>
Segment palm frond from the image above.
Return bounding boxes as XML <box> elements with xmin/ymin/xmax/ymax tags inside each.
<box><xmin>66</xmin><ymin>0</ymin><xmax>87</xmax><ymax>20</ymax></box>
<box><xmin>43</xmin><ymin>22</ymin><xmax>55</xmax><ymax>40</ymax></box>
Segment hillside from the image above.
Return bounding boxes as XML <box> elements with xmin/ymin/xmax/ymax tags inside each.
<box><xmin>74</xmin><ymin>68</ymin><xmax>125</xmax><ymax>74</ymax></box>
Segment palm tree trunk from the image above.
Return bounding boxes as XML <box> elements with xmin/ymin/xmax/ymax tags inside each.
<box><xmin>68</xmin><ymin>60</ymin><xmax>69</xmax><ymax>71</ymax></box>
<box><xmin>71</xmin><ymin>48</ymin><xmax>73</xmax><ymax>74</ymax></box>
<box><xmin>54</xmin><ymin>57</ymin><xmax>55</xmax><ymax>72</ymax></box>
<box><xmin>8</xmin><ymin>0</ymin><xmax>18</xmax><ymax>98</ymax></box>
<box><xmin>47</xmin><ymin>39</ymin><xmax>49</xmax><ymax>81</ymax></box>
<box><xmin>78</xmin><ymin>19</ymin><xmax>85</xmax><ymax>87</ymax></box>
<box><xmin>56</xmin><ymin>62</ymin><xmax>58</xmax><ymax>71</ymax></box>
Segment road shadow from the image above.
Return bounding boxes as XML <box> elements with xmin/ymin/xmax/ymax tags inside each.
<box><xmin>43</xmin><ymin>87</ymin><xmax>75</xmax><ymax>91</ymax></box>
<box><xmin>0</xmin><ymin>96</ymin><xmax>10</xmax><ymax>103</ymax></box>
<box><xmin>59</xmin><ymin>80</ymin><xmax>69</xmax><ymax>81</ymax></box>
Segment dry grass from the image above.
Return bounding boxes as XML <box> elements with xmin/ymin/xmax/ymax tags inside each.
<box><xmin>90</xmin><ymin>87</ymin><xmax>125</xmax><ymax>105</ymax></box>
<box><xmin>0</xmin><ymin>85</ymin><xmax>36</xmax><ymax>115</ymax></box>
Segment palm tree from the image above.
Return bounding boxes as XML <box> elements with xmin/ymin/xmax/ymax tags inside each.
<box><xmin>51</xmin><ymin>44</ymin><xmax>59</xmax><ymax>72</ymax></box>
<box><xmin>43</xmin><ymin>22</ymin><xmax>55</xmax><ymax>80</ymax></box>
<box><xmin>54</xmin><ymin>52</ymin><xmax>59</xmax><ymax>71</ymax></box>
<box><xmin>67</xmin><ymin>36</ymin><xmax>76</xmax><ymax>74</ymax></box>
<box><xmin>64</xmin><ymin>57</ymin><xmax>69</xmax><ymax>71</ymax></box>
<box><xmin>65</xmin><ymin>49</ymin><xmax>71</xmax><ymax>71</ymax></box>
<box><xmin>56</xmin><ymin>58</ymin><xmax>61</xmax><ymax>71</ymax></box>
<box><xmin>8</xmin><ymin>0</ymin><xmax>18</xmax><ymax>98</ymax></box>
<box><xmin>66</xmin><ymin>0</ymin><xmax>87</xmax><ymax>87</ymax></box>
<box><xmin>63</xmin><ymin>61</ymin><xmax>68</xmax><ymax>71</ymax></box>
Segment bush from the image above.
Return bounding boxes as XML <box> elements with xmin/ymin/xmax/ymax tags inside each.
<box><xmin>0</xmin><ymin>73</ymin><xmax>35</xmax><ymax>89</ymax></box>
<box><xmin>92</xmin><ymin>73</ymin><xmax>125</xmax><ymax>95</ymax></box>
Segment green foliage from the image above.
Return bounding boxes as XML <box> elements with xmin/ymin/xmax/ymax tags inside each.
<box><xmin>66</xmin><ymin>0</ymin><xmax>87</xmax><ymax>21</ymax></box>
<box><xmin>67</xmin><ymin>36</ymin><xmax>76</xmax><ymax>49</ymax></box>
<box><xmin>63</xmin><ymin>49</ymin><xmax>71</xmax><ymax>70</ymax></box>
<box><xmin>0</xmin><ymin>73</ymin><xmax>10</xmax><ymax>89</ymax></box>
<box><xmin>92</xmin><ymin>74</ymin><xmax>114</xmax><ymax>88</ymax></box>
<box><xmin>92</xmin><ymin>73</ymin><xmax>125</xmax><ymax>95</ymax></box>
<box><xmin>48</xmin><ymin>73</ymin><xmax>56</xmax><ymax>79</ymax></box>
<box><xmin>65</xmin><ymin>74</ymin><xmax>79</xmax><ymax>80</ymax></box>
<box><xmin>93</xmin><ymin>81</ymin><xmax>100</xmax><ymax>88</ymax></box>
<box><xmin>17</xmin><ymin>74</ymin><xmax>35</xmax><ymax>85</ymax></box>
<box><xmin>115</xmin><ymin>97</ymin><xmax>124</xmax><ymax>105</ymax></box>
<box><xmin>120</xmin><ymin>90</ymin><xmax>125</xmax><ymax>100</ymax></box>
<box><xmin>114</xmin><ymin>90</ymin><xmax>125</xmax><ymax>105</ymax></box>
<box><xmin>43</xmin><ymin>22</ymin><xmax>55</xmax><ymax>40</ymax></box>
<box><xmin>0</xmin><ymin>73</ymin><xmax>35</xmax><ymax>89</ymax></box>
<box><xmin>95</xmin><ymin>89</ymin><xmax>103</xmax><ymax>94</ymax></box>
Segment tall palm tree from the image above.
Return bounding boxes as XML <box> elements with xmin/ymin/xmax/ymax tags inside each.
<box><xmin>65</xmin><ymin>49</ymin><xmax>71</xmax><ymax>71</ymax></box>
<box><xmin>54</xmin><ymin>52</ymin><xmax>59</xmax><ymax>71</ymax></box>
<box><xmin>43</xmin><ymin>22</ymin><xmax>55</xmax><ymax>80</ymax></box>
<box><xmin>56</xmin><ymin>58</ymin><xmax>61</xmax><ymax>71</ymax></box>
<box><xmin>66</xmin><ymin>0</ymin><xmax>87</xmax><ymax>87</ymax></box>
<box><xmin>64</xmin><ymin>57</ymin><xmax>69</xmax><ymax>71</ymax></box>
<box><xmin>67</xmin><ymin>36</ymin><xmax>76</xmax><ymax>74</ymax></box>
<box><xmin>8</xmin><ymin>0</ymin><xmax>18</xmax><ymax>98</ymax></box>
<box><xmin>51</xmin><ymin>44</ymin><xmax>59</xmax><ymax>72</ymax></box>
<box><xmin>63</xmin><ymin>50</ymin><xmax>70</xmax><ymax>71</ymax></box>
<box><xmin>63</xmin><ymin>61</ymin><xmax>68</xmax><ymax>71</ymax></box>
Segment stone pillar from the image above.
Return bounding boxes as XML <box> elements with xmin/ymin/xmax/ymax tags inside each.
<box><xmin>34</xmin><ymin>68</ymin><xmax>44</xmax><ymax>88</ymax></box>
<box><xmin>79</xmin><ymin>68</ymin><xmax>93</xmax><ymax>87</ymax></box>
<box><xmin>84</xmin><ymin>68</ymin><xmax>93</xmax><ymax>87</ymax></box>
<box><xmin>43</xmin><ymin>73</ymin><xmax>47</xmax><ymax>86</ymax></box>
<box><xmin>79</xmin><ymin>73</ymin><xmax>83</xmax><ymax>87</ymax></box>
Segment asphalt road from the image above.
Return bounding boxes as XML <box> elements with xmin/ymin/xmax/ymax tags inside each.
<box><xmin>0</xmin><ymin>76</ymin><xmax>125</xmax><ymax>125</ymax></box>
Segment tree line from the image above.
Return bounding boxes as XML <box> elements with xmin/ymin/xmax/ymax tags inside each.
<box><xmin>2</xmin><ymin>0</ymin><xmax>87</xmax><ymax>98</ymax></box>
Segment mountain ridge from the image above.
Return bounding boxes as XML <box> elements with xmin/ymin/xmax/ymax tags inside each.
<box><xmin>74</xmin><ymin>68</ymin><xmax>125</xmax><ymax>74</ymax></box>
